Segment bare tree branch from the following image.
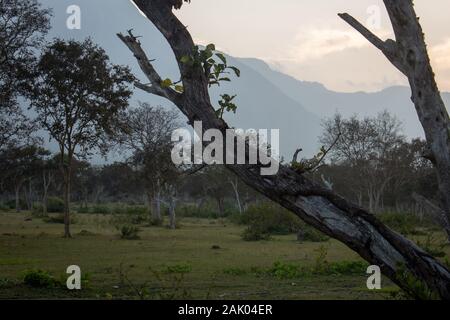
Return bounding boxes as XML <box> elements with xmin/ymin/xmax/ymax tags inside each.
<box><xmin>117</xmin><ymin>30</ymin><xmax>181</xmax><ymax>104</ymax></box>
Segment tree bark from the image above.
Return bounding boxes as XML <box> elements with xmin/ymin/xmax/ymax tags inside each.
<box><xmin>42</xmin><ymin>171</ymin><xmax>50</xmax><ymax>216</ymax></box>
<box><xmin>229</xmin><ymin>177</ymin><xmax>243</xmax><ymax>214</ymax></box>
<box><xmin>14</xmin><ymin>181</ymin><xmax>22</xmax><ymax>213</ymax></box>
<box><xmin>63</xmin><ymin>167</ymin><xmax>72</xmax><ymax>238</ymax></box>
<box><xmin>169</xmin><ymin>198</ymin><xmax>176</xmax><ymax>229</ymax></box>
<box><xmin>120</xmin><ymin>0</ymin><xmax>450</xmax><ymax>299</ymax></box>
<box><xmin>216</xmin><ymin>197</ymin><xmax>224</xmax><ymax>217</ymax></box>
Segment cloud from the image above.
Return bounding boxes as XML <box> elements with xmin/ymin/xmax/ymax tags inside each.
<box><xmin>287</xmin><ymin>28</ymin><xmax>370</xmax><ymax>63</ymax></box>
<box><xmin>430</xmin><ymin>39</ymin><xmax>450</xmax><ymax>70</ymax></box>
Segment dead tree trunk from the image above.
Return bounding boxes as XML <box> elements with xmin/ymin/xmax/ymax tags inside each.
<box><xmin>229</xmin><ymin>177</ymin><xmax>243</xmax><ymax>214</ymax></box>
<box><xmin>119</xmin><ymin>0</ymin><xmax>450</xmax><ymax>299</ymax></box>
<box><xmin>339</xmin><ymin>0</ymin><xmax>450</xmax><ymax>241</ymax></box>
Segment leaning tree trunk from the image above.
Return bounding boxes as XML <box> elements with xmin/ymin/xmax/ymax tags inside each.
<box><xmin>119</xmin><ymin>0</ymin><xmax>450</xmax><ymax>299</ymax></box>
<box><xmin>339</xmin><ymin>0</ymin><xmax>450</xmax><ymax>241</ymax></box>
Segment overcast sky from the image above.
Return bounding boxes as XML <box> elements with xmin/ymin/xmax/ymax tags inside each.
<box><xmin>174</xmin><ymin>0</ymin><xmax>450</xmax><ymax>92</ymax></box>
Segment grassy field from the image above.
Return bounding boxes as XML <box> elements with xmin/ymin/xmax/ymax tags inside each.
<box><xmin>2</xmin><ymin>211</ymin><xmax>445</xmax><ymax>300</ymax></box>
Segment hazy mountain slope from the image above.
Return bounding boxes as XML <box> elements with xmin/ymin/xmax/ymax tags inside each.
<box><xmin>239</xmin><ymin>57</ymin><xmax>450</xmax><ymax>139</ymax></box>
<box><xmin>210</xmin><ymin>56</ymin><xmax>322</xmax><ymax>158</ymax></box>
<box><xmin>37</xmin><ymin>0</ymin><xmax>450</xmax><ymax>161</ymax></box>
<box><xmin>35</xmin><ymin>0</ymin><xmax>323</xmax><ymax>159</ymax></box>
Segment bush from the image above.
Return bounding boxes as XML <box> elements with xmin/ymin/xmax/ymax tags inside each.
<box><xmin>47</xmin><ymin>197</ymin><xmax>65</xmax><ymax>213</ymax></box>
<box><xmin>0</xmin><ymin>203</ymin><xmax>10</xmax><ymax>212</ymax></box>
<box><xmin>77</xmin><ymin>206</ymin><xmax>90</xmax><ymax>214</ymax></box>
<box><xmin>378</xmin><ymin>211</ymin><xmax>432</xmax><ymax>235</ymax></box>
<box><xmin>43</xmin><ymin>214</ymin><xmax>77</xmax><ymax>224</ymax></box>
<box><xmin>269</xmin><ymin>261</ymin><xmax>302</xmax><ymax>279</ymax></box>
<box><xmin>327</xmin><ymin>261</ymin><xmax>369</xmax><ymax>275</ymax></box>
<box><xmin>178</xmin><ymin>203</ymin><xmax>218</xmax><ymax>219</ymax></box>
<box><xmin>237</xmin><ymin>202</ymin><xmax>303</xmax><ymax>236</ymax></box>
<box><xmin>130</xmin><ymin>214</ymin><xmax>147</xmax><ymax>225</ymax></box>
<box><xmin>241</xmin><ymin>225</ymin><xmax>271</xmax><ymax>241</ymax></box>
<box><xmin>416</xmin><ymin>233</ymin><xmax>447</xmax><ymax>258</ymax></box>
<box><xmin>119</xmin><ymin>225</ymin><xmax>140</xmax><ymax>240</ymax></box>
<box><xmin>23</xmin><ymin>269</ymin><xmax>59</xmax><ymax>288</ymax></box>
<box><xmin>32</xmin><ymin>197</ymin><xmax>65</xmax><ymax>215</ymax></box>
<box><xmin>297</xmin><ymin>226</ymin><xmax>329</xmax><ymax>243</ymax></box>
<box><xmin>4</xmin><ymin>199</ymin><xmax>27</xmax><ymax>210</ymax></box>
<box><xmin>91</xmin><ymin>204</ymin><xmax>111</xmax><ymax>214</ymax></box>
<box><xmin>149</xmin><ymin>217</ymin><xmax>163</xmax><ymax>226</ymax></box>
<box><xmin>112</xmin><ymin>205</ymin><xmax>147</xmax><ymax>216</ymax></box>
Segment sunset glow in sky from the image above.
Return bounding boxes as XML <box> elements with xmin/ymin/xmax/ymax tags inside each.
<box><xmin>173</xmin><ymin>0</ymin><xmax>450</xmax><ymax>92</ymax></box>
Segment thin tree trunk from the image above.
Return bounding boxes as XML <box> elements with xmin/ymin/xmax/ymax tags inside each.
<box><xmin>42</xmin><ymin>172</ymin><xmax>48</xmax><ymax>216</ymax></box>
<box><xmin>169</xmin><ymin>198</ymin><xmax>176</xmax><ymax>229</ymax></box>
<box><xmin>63</xmin><ymin>168</ymin><xmax>72</xmax><ymax>238</ymax></box>
<box><xmin>229</xmin><ymin>178</ymin><xmax>242</xmax><ymax>214</ymax></box>
<box><xmin>42</xmin><ymin>189</ymin><xmax>48</xmax><ymax>216</ymax></box>
<box><xmin>14</xmin><ymin>182</ymin><xmax>22</xmax><ymax>213</ymax></box>
<box><xmin>153</xmin><ymin>194</ymin><xmax>161</xmax><ymax>222</ymax></box>
<box><xmin>216</xmin><ymin>197</ymin><xmax>224</xmax><ymax>217</ymax></box>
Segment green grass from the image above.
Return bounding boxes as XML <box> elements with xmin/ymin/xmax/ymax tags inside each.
<box><xmin>1</xmin><ymin>211</ymin><xmax>445</xmax><ymax>300</ymax></box>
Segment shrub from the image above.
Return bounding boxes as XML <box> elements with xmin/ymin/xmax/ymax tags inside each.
<box><xmin>91</xmin><ymin>204</ymin><xmax>111</xmax><ymax>214</ymax></box>
<box><xmin>237</xmin><ymin>202</ymin><xmax>303</xmax><ymax>242</ymax></box>
<box><xmin>47</xmin><ymin>197</ymin><xmax>65</xmax><ymax>213</ymax></box>
<box><xmin>5</xmin><ymin>199</ymin><xmax>27</xmax><ymax>210</ymax></box>
<box><xmin>327</xmin><ymin>261</ymin><xmax>369</xmax><ymax>275</ymax></box>
<box><xmin>130</xmin><ymin>214</ymin><xmax>147</xmax><ymax>225</ymax></box>
<box><xmin>77</xmin><ymin>206</ymin><xmax>90</xmax><ymax>214</ymax></box>
<box><xmin>416</xmin><ymin>233</ymin><xmax>447</xmax><ymax>258</ymax></box>
<box><xmin>43</xmin><ymin>214</ymin><xmax>77</xmax><ymax>224</ymax></box>
<box><xmin>310</xmin><ymin>245</ymin><xmax>368</xmax><ymax>276</ymax></box>
<box><xmin>149</xmin><ymin>217</ymin><xmax>163</xmax><ymax>226</ymax></box>
<box><xmin>178</xmin><ymin>203</ymin><xmax>218</xmax><ymax>219</ymax></box>
<box><xmin>119</xmin><ymin>205</ymin><xmax>147</xmax><ymax>215</ymax></box>
<box><xmin>0</xmin><ymin>278</ymin><xmax>19</xmax><ymax>289</ymax></box>
<box><xmin>32</xmin><ymin>204</ymin><xmax>45</xmax><ymax>216</ymax></box>
<box><xmin>242</xmin><ymin>203</ymin><xmax>302</xmax><ymax>234</ymax></box>
<box><xmin>378</xmin><ymin>211</ymin><xmax>433</xmax><ymax>235</ymax></box>
<box><xmin>119</xmin><ymin>225</ymin><xmax>140</xmax><ymax>240</ymax></box>
<box><xmin>269</xmin><ymin>261</ymin><xmax>302</xmax><ymax>279</ymax></box>
<box><xmin>241</xmin><ymin>225</ymin><xmax>271</xmax><ymax>241</ymax></box>
<box><xmin>23</xmin><ymin>269</ymin><xmax>59</xmax><ymax>288</ymax></box>
<box><xmin>297</xmin><ymin>226</ymin><xmax>329</xmax><ymax>243</ymax></box>
<box><xmin>32</xmin><ymin>197</ymin><xmax>65</xmax><ymax>215</ymax></box>
<box><xmin>0</xmin><ymin>203</ymin><xmax>10</xmax><ymax>212</ymax></box>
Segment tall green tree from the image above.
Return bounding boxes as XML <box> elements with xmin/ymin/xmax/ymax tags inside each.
<box><xmin>30</xmin><ymin>39</ymin><xmax>134</xmax><ymax>237</ymax></box>
<box><xmin>0</xmin><ymin>0</ymin><xmax>50</xmax><ymax>150</ymax></box>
